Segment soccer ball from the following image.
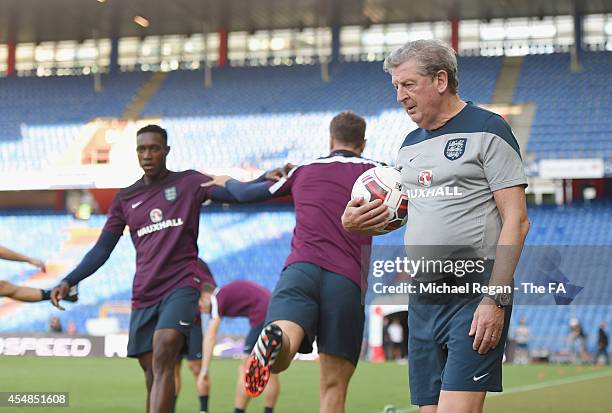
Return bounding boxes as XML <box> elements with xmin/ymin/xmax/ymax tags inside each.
<box><xmin>351</xmin><ymin>166</ymin><xmax>408</xmax><ymax>234</ymax></box>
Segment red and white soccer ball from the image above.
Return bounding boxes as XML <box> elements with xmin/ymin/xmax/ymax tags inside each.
<box><xmin>351</xmin><ymin>166</ymin><xmax>409</xmax><ymax>234</ymax></box>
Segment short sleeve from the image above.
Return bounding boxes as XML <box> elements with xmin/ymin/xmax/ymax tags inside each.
<box><xmin>210</xmin><ymin>291</ymin><xmax>221</xmax><ymax>319</ymax></box>
<box><xmin>268</xmin><ymin>166</ymin><xmax>299</xmax><ymax>197</ymax></box>
<box><xmin>102</xmin><ymin>194</ymin><xmax>127</xmax><ymax>235</ymax></box>
<box><xmin>482</xmin><ymin>115</ymin><xmax>528</xmax><ymax>192</ymax></box>
<box><xmin>192</xmin><ymin>172</ymin><xmax>214</xmax><ymax>203</ymax></box>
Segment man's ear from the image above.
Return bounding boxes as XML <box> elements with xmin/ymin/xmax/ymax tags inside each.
<box><xmin>435</xmin><ymin>70</ymin><xmax>449</xmax><ymax>94</ymax></box>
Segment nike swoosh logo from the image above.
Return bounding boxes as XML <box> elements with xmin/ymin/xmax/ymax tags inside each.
<box><xmin>409</xmin><ymin>154</ymin><xmax>421</xmax><ymax>163</ymax></box>
<box><xmin>131</xmin><ymin>201</ymin><xmax>143</xmax><ymax>209</ymax></box>
<box><xmin>473</xmin><ymin>373</ymin><xmax>489</xmax><ymax>381</ymax></box>
<box><xmin>179</xmin><ymin>320</ymin><xmax>191</xmax><ymax>326</ymax></box>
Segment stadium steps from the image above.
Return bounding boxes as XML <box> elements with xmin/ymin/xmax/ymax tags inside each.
<box><xmin>122</xmin><ymin>72</ymin><xmax>168</xmax><ymax>119</ymax></box>
<box><xmin>492</xmin><ymin>56</ymin><xmax>524</xmax><ymax>104</ymax></box>
<box><xmin>509</xmin><ymin>102</ymin><xmax>536</xmax><ymax>160</ymax></box>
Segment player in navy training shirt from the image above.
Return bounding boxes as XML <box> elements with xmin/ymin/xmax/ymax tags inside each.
<box><xmin>203</xmin><ymin>112</ymin><xmax>385</xmax><ymax>412</ymax></box>
<box><xmin>50</xmin><ymin>125</ymin><xmax>239</xmax><ymax>413</ymax></box>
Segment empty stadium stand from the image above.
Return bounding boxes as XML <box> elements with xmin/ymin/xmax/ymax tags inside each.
<box><xmin>514</xmin><ymin>51</ymin><xmax>612</xmax><ymax>163</ymax></box>
<box><xmin>0</xmin><ymin>57</ymin><xmax>501</xmax><ymax>173</ymax></box>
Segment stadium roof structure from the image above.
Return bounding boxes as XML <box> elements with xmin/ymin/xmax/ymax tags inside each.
<box><xmin>1</xmin><ymin>0</ymin><xmax>612</xmax><ymax>44</ymax></box>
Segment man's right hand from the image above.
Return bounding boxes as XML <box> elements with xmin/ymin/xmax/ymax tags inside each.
<box><xmin>341</xmin><ymin>197</ymin><xmax>390</xmax><ymax>235</ymax></box>
<box><xmin>50</xmin><ymin>281</ymin><xmax>70</xmax><ymax>311</ymax></box>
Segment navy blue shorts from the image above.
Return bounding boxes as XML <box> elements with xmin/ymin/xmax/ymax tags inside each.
<box><xmin>243</xmin><ymin>322</ymin><xmax>265</xmax><ymax>354</ymax></box>
<box><xmin>181</xmin><ymin>321</ymin><xmax>203</xmax><ymax>360</ymax></box>
<box><xmin>408</xmin><ymin>282</ymin><xmax>512</xmax><ymax>406</ymax></box>
<box><xmin>265</xmin><ymin>262</ymin><xmax>365</xmax><ymax>366</ymax></box>
<box><xmin>127</xmin><ymin>287</ymin><xmax>200</xmax><ymax>358</ymax></box>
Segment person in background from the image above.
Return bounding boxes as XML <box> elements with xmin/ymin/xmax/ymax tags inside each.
<box><xmin>514</xmin><ymin>318</ymin><xmax>530</xmax><ymax>364</ymax></box>
<box><xmin>594</xmin><ymin>321</ymin><xmax>609</xmax><ymax>365</ymax></box>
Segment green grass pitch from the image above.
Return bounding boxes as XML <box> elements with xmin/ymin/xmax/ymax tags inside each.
<box><xmin>0</xmin><ymin>356</ymin><xmax>611</xmax><ymax>412</ymax></box>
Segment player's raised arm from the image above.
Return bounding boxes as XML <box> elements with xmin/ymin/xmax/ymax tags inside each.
<box><xmin>50</xmin><ymin>230</ymin><xmax>121</xmax><ymax>310</ymax></box>
<box><xmin>0</xmin><ymin>245</ymin><xmax>46</xmax><ymax>272</ymax></box>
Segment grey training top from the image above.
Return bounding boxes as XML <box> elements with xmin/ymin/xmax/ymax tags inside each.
<box><xmin>396</xmin><ymin>102</ymin><xmax>527</xmax><ymax>261</ymax></box>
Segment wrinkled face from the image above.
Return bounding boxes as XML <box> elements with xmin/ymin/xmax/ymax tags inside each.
<box><xmin>136</xmin><ymin>132</ymin><xmax>169</xmax><ymax>178</ymax></box>
<box><xmin>199</xmin><ymin>293</ymin><xmax>212</xmax><ymax>314</ymax></box>
<box><xmin>391</xmin><ymin>58</ymin><xmax>446</xmax><ymax>129</ymax></box>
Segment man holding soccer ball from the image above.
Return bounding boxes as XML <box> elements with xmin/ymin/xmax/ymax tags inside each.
<box><xmin>342</xmin><ymin>39</ymin><xmax>530</xmax><ymax>413</ymax></box>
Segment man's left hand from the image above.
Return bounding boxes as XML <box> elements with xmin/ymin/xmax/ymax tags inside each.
<box><xmin>469</xmin><ymin>298</ymin><xmax>505</xmax><ymax>354</ymax></box>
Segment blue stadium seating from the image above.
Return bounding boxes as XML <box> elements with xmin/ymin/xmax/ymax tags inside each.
<box><xmin>1</xmin><ymin>201</ymin><xmax>611</xmax><ymax>352</ymax></box>
<box><xmin>514</xmin><ymin>51</ymin><xmax>612</xmax><ymax>163</ymax></box>
<box><xmin>0</xmin><ymin>72</ymin><xmax>148</xmax><ymax>172</ymax></box>
<box><xmin>0</xmin><ymin>58</ymin><xmax>501</xmax><ymax>173</ymax></box>
<box><xmin>143</xmin><ymin>58</ymin><xmax>500</xmax><ymax>117</ymax></box>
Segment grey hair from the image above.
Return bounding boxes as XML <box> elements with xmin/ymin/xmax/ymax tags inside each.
<box><xmin>383</xmin><ymin>39</ymin><xmax>459</xmax><ymax>94</ymax></box>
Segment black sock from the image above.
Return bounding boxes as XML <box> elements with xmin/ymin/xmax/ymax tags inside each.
<box><xmin>234</xmin><ymin>408</ymin><xmax>245</xmax><ymax>413</ymax></box>
<box><xmin>199</xmin><ymin>395</ymin><xmax>209</xmax><ymax>412</ymax></box>
<box><xmin>41</xmin><ymin>290</ymin><xmax>51</xmax><ymax>300</ymax></box>
<box><xmin>264</xmin><ymin>407</ymin><xmax>273</xmax><ymax>413</ymax></box>
<box><xmin>169</xmin><ymin>395</ymin><xmax>177</xmax><ymax>413</ymax></box>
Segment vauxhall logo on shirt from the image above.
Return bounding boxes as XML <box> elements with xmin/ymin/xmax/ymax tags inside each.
<box><xmin>136</xmin><ymin>207</ymin><xmax>184</xmax><ymax>237</ymax></box>
<box><xmin>411</xmin><ymin>169</ymin><xmax>463</xmax><ymax>198</ymax></box>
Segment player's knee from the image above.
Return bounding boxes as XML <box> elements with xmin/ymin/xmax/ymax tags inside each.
<box><xmin>153</xmin><ymin>349</ymin><xmax>178</xmax><ymax>369</ymax></box>
<box><xmin>188</xmin><ymin>361</ymin><xmax>200</xmax><ymax>376</ymax></box>
<box><xmin>270</xmin><ymin>358</ymin><xmax>290</xmax><ymax>374</ymax></box>
<box><xmin>320</xmin><ymin>373</ymin><xmax>348</xmax><ymax>396</ymax></box>
<box><xmin>153</xmin><ymin>343</ymin><xmax>181</xmax><ymax>369</ymax></box>
<box><xmin>153</xmin><ymin>332</ymin><xmax>183</xmax><ymax>365</ymax></box>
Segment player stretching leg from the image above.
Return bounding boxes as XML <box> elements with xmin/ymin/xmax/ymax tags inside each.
<box><xmin>204</xmin><ymin>112</ymin><xmax>387</xmax><ymax>413</ymax></box>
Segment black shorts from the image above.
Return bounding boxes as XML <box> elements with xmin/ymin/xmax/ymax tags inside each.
<box><xmin>243</xmin><ymin>322</ymin><xmax>265</xmax><ymax>354</ymax></box>
<box><xmin>127</xmin><ymin>287</ymin><xmax>200</xmax><ymax>358</ymax></box>
<box><xmin>265</xmin><ymin>262</ymin><xmax>365</xmax><ymax>366</ymax></box>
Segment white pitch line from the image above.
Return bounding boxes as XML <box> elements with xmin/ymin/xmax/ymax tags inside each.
<box><xmin>378</xmin><ymin>369</ymin><xmax>612</xmax><ymax>413</ymax></box>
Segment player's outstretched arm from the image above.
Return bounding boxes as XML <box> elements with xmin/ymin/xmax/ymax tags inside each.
<box><xmin>341</xmin><ymin>197</ymin><xmax>392</xmax><ymax>236</ymax></box>
<box><xmin>202</xmin><ymin>174</ymin><xmax>274</xmax><ymax>204</ymax></box>
<box><xmin>50</xmin><ymin>230</ymin><xmax>120</xmax><ymax>310</ymax></box>
<box><xmin>198</xmin><ymin>317</ymin><xmax>221</xmax><ymax>390</ymax></box>
<box><xmin>0</xmin><ymin>280</ymin><xmax>44</xmax><ymax>302</ymax></box>
<box><xmin>0</xmin><ymin>245</ymin><xmax>46</xmax><ymax>272</ymax></box>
